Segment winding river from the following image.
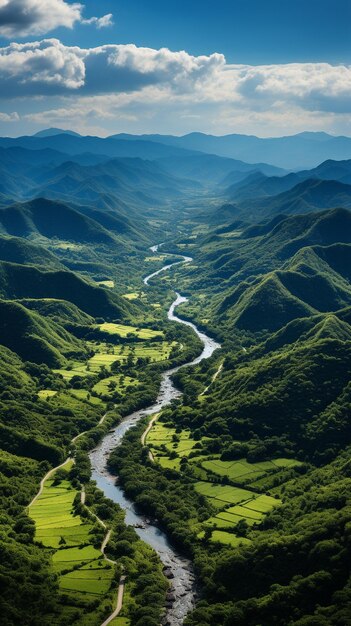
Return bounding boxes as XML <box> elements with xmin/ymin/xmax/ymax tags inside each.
<box><xmin>89</xmin><ymin>246</ymin><xmax>220</xmax><ymax>625</ymax></box>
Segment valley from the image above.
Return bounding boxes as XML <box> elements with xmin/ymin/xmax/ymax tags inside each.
<box><xmin>0</xmin><ymin>130</ymin><xmax>351</xmax><ymax>626</ymax></box>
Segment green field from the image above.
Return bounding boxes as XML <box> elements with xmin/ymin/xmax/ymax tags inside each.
<box><xmin>54</xmin><ymin>361</ymin><xmax>94</xmax><ymax>380</ymax></box>
<box><xmin>200</xmin><ymin>457</ymin><xmax>301</xmax><ymax>485</ymax></box>
<box><xmin>93</xmin><ymin>374</ymin><xmax>139</xmax><ymax>397</ymax></box>
<box><xmin>87</xmin><ymin>341</ymin><xmax>176</xmax><ymax>370</ymax></box>
<box><xmin>97</xmin><ymin>280</ymin><xmax>115</xmax><ymax>288</ymax></box>
<box><xmin>145</xmin><ymin>420</ymin><xmax>293</xmax><ymax>545</ymax></box>
<box><xmin>29</xmin><ymin>461</ymin><xmax>117</xmax><ymax>620</ymax></box>
<box><xmin>69</xmin><ymin>389</ymin><xmax>103</xmax><ymax>405</ymax></box>
<box><xmin>38</xmin><ymin>389</ymin><xmax>57</xmax><ymax>400</ymax></box>
<box><xmin>99</xmin><ymin>322</ymin><xmax>163</xmax><ymax>340</ymax></box>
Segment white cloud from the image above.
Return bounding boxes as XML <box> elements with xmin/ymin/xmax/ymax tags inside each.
<box><xmin>82</xmin><ymin>13</ymin><xmax>114</xmax><ymax>29</ymax></box>
<box><xmin>0</xmin><ymin>40</ymin><xmax>85</xmax><ymax>95</ymax></box>
<box><xmin>0</xmin><ymin>39</ymin><xmax>350</xmax><ymax>136</ymax></box>
<box><xmin>0</xmin><ymin>0</ymin><xmax>113</xmax><ymax>37</ymax></box>
<box><xmin>0</xmin><ymin>111</ymin><xmax>19</xmax><ymax>121</ymax></box>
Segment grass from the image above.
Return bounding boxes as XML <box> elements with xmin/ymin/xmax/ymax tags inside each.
<box><xmin>29</xmin><ymin>461</ymin><xmax>117</xmax><ymax>619</ymax></box>
<box><xmin>97</xmin><ymin>280</ymin><xmax>115</xmax><ymax>288</ymax></box>
<box><xmin>123</xmin><ymin>292</ymin><xmax>143</xmax><ymax>300</ymax></box>
<box><xmin>69</xmin><ymin>389</ymin><xmax>103</xmax><ymax>405</ymax></box>
<box><xmin>146</xmin><ymin>421</ymin><xmax>295</xmax><ymax>546</ymax></box>
<box><xmin>99</xmin><ymin>322</ymin><xmax>163</xmax><ymax>340</ymax></box>
<box><xmin>210</xmin><ymin>531</ymin><xmax>251</xmax><ymax>547</ymax></box>
<box><xmin>93</xmin><ymin>374</ymin><xmax>139</xmax><ymax>397</ymax></box>
<box><xmin>38</xmin><ymin>389</ymin><xmax>57</xmax><ymax>400</ymax></box>
<box><xmin>87</xmin><ymin>341</ymin><xmax>176</xmax><ymax>370</ymax></box>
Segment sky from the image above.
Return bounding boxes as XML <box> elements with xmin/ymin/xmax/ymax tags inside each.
<box><xmin>0</xmin><ymin>0</ymin><xmax>350</xmax><ymax>137</ymax></box>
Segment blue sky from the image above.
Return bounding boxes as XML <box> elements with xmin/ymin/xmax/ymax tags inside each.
<box><xmin>55</xmin><ymin>0</ymin><xmax>351</xmax><ymax>65</ymax></box>
<box><xmin>0</xmin><ymin>0</ymin><xmax>349</xmax><ymax>137</ymax></box>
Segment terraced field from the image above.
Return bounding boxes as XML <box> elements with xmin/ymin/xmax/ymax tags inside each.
<box><xmin>146</xmin><ymin>422</ymin><xmax>203</xmax><ymax>470</ymax></box>
<box><xmin>145</xmin><ymin>421</ymin><xmax>301</xmax><ymax>546</ymax></box>
<box><xmin>99</xmin><ymin>322</ymin><xmax>163</xmax><ymax>340</ymax></box>
<box><xmin>29</xmin><ymin>461</ymin><xmax>116</xmax><ymax>622</ymax></box>
<box><xmin>87</xmin><ymin>340</ymin><xmax>176</xmax><ymax>370</ymax></box>
<box><xmin>200</xmin><ymin>457</ymin><xmax>300</xmax><ymax>485</ymax></box>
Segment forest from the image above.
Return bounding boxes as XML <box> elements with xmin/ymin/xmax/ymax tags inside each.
<box><xmin>0</xmin><ymin>131</ymin><xmax>350</xmax><ymax>626</ymax></box>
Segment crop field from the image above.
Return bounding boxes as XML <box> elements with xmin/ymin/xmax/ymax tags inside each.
<box><xmin>29</xmin><ymin>469</ymin><xmax>93</xmax><ymax>549</ymax></box>
<box><xmin>38</xmin><ymin>389</ymin><xmax>57</xmax><ymax>400</ymax></box>
<box><xmin>60</xmin><ymin>560</ymin><xmax>114</xmax><ymax>597</ymax></box>
<box><xmin>54</xmin><ymin>361</ymin><xmax>94</xmax><ymax>380</ymax></box>
<box><xmin>97</xmin><ymin>280</ymin><xmax>115</xmax><ymax>288</ymax></box>
<box><xmin>93</xmin><ymin>374</ymin><xmax>139</xmax><ymax>397</ymax></box>
<box><xmin>87</xmin><ymin>341</ymin><xmax>176</xmax><ymax>370</ymax></box>
<box><xmin>209</xmin><ymin>531</ymin><xmax>251</xmax><ymax>547</ymax></box>
<box><xmin>29</xmin><ymin>461</ymin><xmax>117</xmax><ymax>620</ymax></box>
<box><xmin>69</xmin><ymin>389</ymin><xmax>103</xmax><ymax>405</ymax></box>
<box><xmin>200</xmin><ymin>457</ymin><xmax>300</xmax><ymax>485</ymax></box>
<box><xmin>194</xmin><ymin>481</ymin><xmax>255</xmax><ymax>507</ymax></box>
<box><xmin>146</xmin><ymin>423</ymin><xmax>204</xmax><ymax>470</ymax></box>
<box><xmin>123</xmin><ymin>292</ymin><xmax>144</xmax><ymax>300</ymax></box>
<box><xmin>99</xmin><ymin>322</ymin><xmax>163</xmax><ymax>340</ymax></box>
<box><xmin>144</xmin><ymin>255</ymin><xmax>167</xmax><ymax>262</ymax></box>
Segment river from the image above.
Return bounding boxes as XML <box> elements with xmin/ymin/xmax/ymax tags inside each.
<box><xmin>89</xmin><ymin>247</ymin><xmax>220</xmax><ymax>625</ymax></box>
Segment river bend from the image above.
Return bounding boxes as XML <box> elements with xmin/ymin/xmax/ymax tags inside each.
<box><xmin>89</xmin><ymin>248</ymin><xmax>220</xmax><ymax>625</ymax></box>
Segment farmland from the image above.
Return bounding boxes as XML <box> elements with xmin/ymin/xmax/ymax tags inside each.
<box><xmin>98</xmin><ymin>322</ymin><xmax>164</xmax><ymax>340</ymax></box>
<box><xmin>29</xmin><ymin>461</ymin><xmax>117</xmax><ymax>625</ymax></box>
<box><xmin>145</xmin><ymin>420</ymin><xmax>300</xmax><ymax>546</ymax></box>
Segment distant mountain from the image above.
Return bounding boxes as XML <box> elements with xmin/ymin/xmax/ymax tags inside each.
<box><xmin>112</xmin><ymin>131</ymin><xmax>351</xmax><ymax>169</ymax></box>
<box><xmin>34</xmin><ymin>128</ymin><xmax>82</xmax><ymax>138</ymax></box>
<box><xmin>225</xmin><ymin>159</ymin><xmax>351</xmax><ymax>202</ymax></box>
<box><xmin>0</xmin><ymin>133</ymin><xmax>200</xmax><ymax>161</ymax></box>
<box><xmin>156</xmin><ymin>154</ymin><xmax>285</xmax><ymax>184</ymax></box>
<box><xmin>264</xmin><ymin>178</ymin><xmax>351</xmax><ymax>216</ymax></box>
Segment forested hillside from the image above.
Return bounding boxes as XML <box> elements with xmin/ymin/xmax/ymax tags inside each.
<box><xmin>0</xmin><ymin>129</ymin><xmax>351</xmax><ymax>626</ymax></box>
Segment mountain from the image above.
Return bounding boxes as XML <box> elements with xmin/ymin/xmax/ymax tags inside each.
<box><xmin>33</xmin><ymin>128</ymin><xmax>82</xmax><ymax>138</ymax></box>
<box><xmin>0</xmin><ymin>198</ymin><xmax>118</xmax><ymax>244</ymax></box>
<box><xmin>0</xmin><ymin>235</ymin><xmax>63</xmax><ymax>269</ymax></box>
<box><xmin>232</xmin><ymin>178</ymin><xmax>351</xmax><ymax>220</ymax></box>
<box><xmin>110</xmin><ymin>131</ymin><xmax>351</xmax><ymax>169</ymax></box>
<box><xmin>0</xmin><ymin>133</ymin><xmax>201</xmax><ymax>161</ymax></box>
<box><xmin>0</xmin><ymin>261</ymin><xmax>134</xmax><ymax>320</ymax></box>
<box><xmin>224</xmin><ymin>158</ymin><xmax>351</xmax><ymax>208</ymax></box>
<box><xmin>0</xmin><ymin>299</ymin><xmax>84</xmax><ymax>366</ymax></box>
<box><xmin>156</xmin><ymin>154</ymin><xmax>285</xmax><ymax>184</ymax></box>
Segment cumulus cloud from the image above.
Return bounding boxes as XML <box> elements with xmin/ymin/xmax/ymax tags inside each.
<box><xmin>0</xmin><ymin>39</ymin><xmax>225</xmax><ymax>96</ymax></box>
<box><xmin>0</xmin><ymin>38</ymin><xmax>349</xmax><ymax>116</ymax></box>
<box><xmin>0</xmin><ymin>111</ymin><xmax>19</xmax><ymax>121</ymax></box>
<box><xmin>0</xmin><ymin>0</ymin><xmax>113</xmax><ymax>37</ymax></box>
<box><xmin>0</xmin><ymin>39</ymin><xmax>85</xmax><ymax>96</ymax></box>
<box><xmin>0</xmin><ymin>38</ymin><xmax>350</xmax><ymax>136</ymax></box>
<box><xmin>82</xmin><ymin>13</ymin><xmax>114</xmax><ymax>29</ymax></box>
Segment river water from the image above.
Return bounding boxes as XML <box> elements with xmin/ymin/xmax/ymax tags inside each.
<box><xmin>89</xmin><ymin>248</ymin><xmax>220</xmax><ymax>625</ymax></box>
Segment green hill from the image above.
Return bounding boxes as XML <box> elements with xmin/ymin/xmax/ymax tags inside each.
<box><xmin>222</xmin><ymin>273</ymin><xmax>315</xmax><ymax>332</ymax></box>
<box><xmin>0</xmin><ymin>261</ymin><xmax>134</xmax><ymax>319</ymax></box>
<box><xmin>0</xmin><ymin>300</ymin><xmax>84</xmax><ymax>366</ymax></box>
<box><xmin>0</xmin><ymin>198</ymin><xmax>117</xmax><ymax>245</ymax></box>
<box><xmin>0</xmin><ymin>235</ymin><xmax>63</xmax><ymax>269</ymax></box>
